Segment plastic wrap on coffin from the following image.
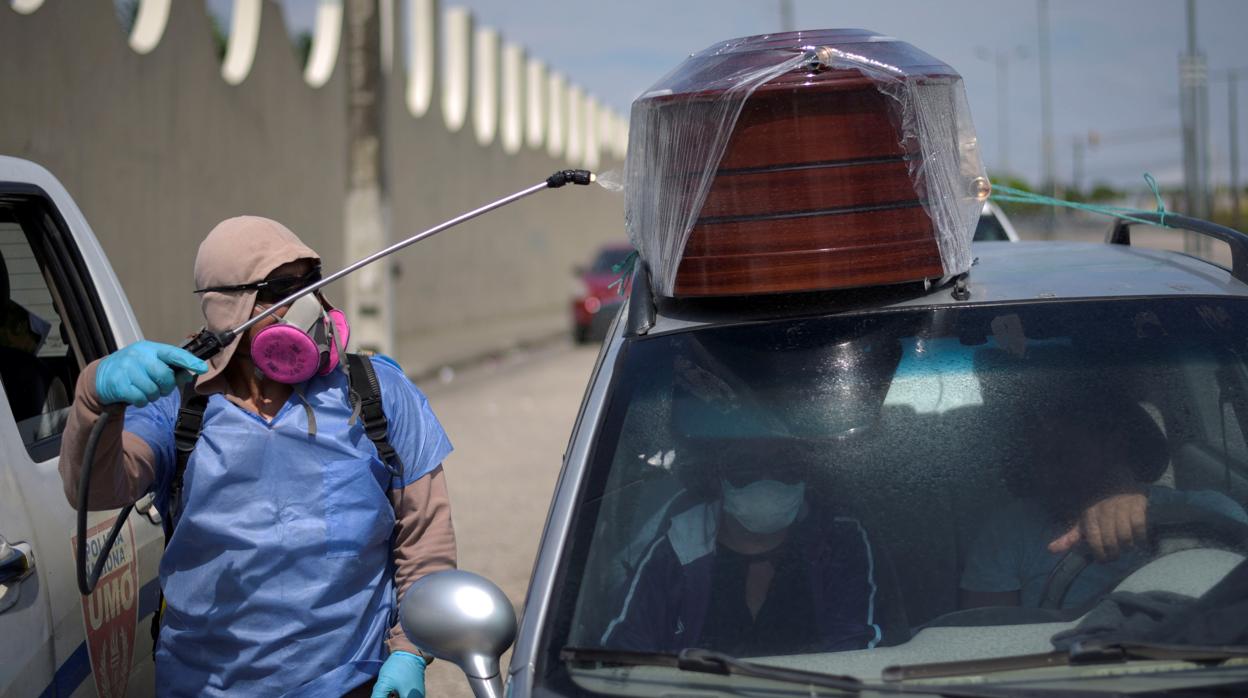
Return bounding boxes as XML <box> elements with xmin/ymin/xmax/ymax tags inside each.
<box><xmin>624</xmin><ymin>29</ymin><xmax>987</xmax><ymax>298</ymax></box>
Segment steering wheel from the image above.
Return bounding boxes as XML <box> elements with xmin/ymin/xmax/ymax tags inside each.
<box><xmin>1038</xmin><ymin>499</ymin><xmax>1248</xmax><ymax>610</ymax></box>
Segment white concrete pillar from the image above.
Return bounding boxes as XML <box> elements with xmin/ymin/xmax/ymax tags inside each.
<box><xmin>303</xmin><ymin>0</ymin><xmax>342</xmax><ymax>88</ymax></box>
<box><xmin>471</xmin><ymin>26</ymin><xmax>498</xmax><ymax>146</ymax></box>
<box><xmin>525</xmin><ymin>57</ymin><xmax>546</xmax><ymax>150</ymax></box>
<box><xmin>128</xmin><ymin>0</ymin><xmax>170</xmax><ymax>54</ymax></box>
<box><xmin>546</xmin><ymin>71</ymin><xmax>565</xmax><ymax>159</ymax></box>
<box><xmin>405</xmin><ymin>0</ymin><xmax>436</xmax><ymax>116</ymax></box>
<box><xmin>440</xmin><ymin>5</ymin><xmax>471</xmax><ymax>132</ymax></box>
<box><xmin>222</xmin><ymin>0</ymin><xmax>262</xmax><ymax>85</ymax></box>
<box><xmin>500</xmin><ymin>42</ymin><xmax>524</xmax><ymax>154</ymax></box>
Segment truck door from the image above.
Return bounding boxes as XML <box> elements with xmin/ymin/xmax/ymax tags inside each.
<box><xmin>0</xmin><ymin>435</ymin><xmax>49</xmax><ymax>697</ymax></box>
<box><xmin>0</xmin><ymin>167</ymin><xmax>158</xmax><ymax>697</ymax></box>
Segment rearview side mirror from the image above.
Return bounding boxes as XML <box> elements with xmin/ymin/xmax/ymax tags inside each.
<box><xmin>400</xmin><ymin>570</ymin><xmax>517</xmax><ymax>698</ymax></box>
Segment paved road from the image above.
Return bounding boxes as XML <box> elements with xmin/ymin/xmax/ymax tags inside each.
<box><xmin>414</xmin><ymin>342</ymin><xmax>601</xmax><ymax>697</ymax></box>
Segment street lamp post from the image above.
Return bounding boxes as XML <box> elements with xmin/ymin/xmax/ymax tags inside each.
<box><xmin>977</xmin><ymin>46</ymin><xmax>1028</xmax><ymax>176</ymax></box>
<box><xmin>1179</xmin><ymin>0</ymin><xmax>1212</xmax><ymax>253</ymax></box>
<box><xmin>1217</xmin><ymin>69</ymin><xmax>1246</xmax><ymax>231</ymax></box>
<box><xmin>1071</xmin><ymin>137</ymin><xmax>1085</xmax><ymax>197</ymax></box>
<box><xmin>1037</xmin><ymin>0</ymin><xmax>1056</xmax><ymax>237</ymax></box>
<box><xmin>1208</xmin><ymin>68</ymin><xmax>1248</xmax><ymax>232</ymax></box>
<box><xmin>779</xmin><ymin>0</ymin><xmax>795</xmax><ymax>32</ymax></box>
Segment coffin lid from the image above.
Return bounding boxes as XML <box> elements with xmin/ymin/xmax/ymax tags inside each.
<box><xmin>623</xmin><ymin>29</ymin><xmax>989</xmax><ymax>298</ymax></box>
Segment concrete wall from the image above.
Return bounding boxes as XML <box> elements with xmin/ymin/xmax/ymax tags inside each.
<box><xmin>0</xmin><ymin>0</ymin><xmax>626</xmax><ymax>376</ymax></box>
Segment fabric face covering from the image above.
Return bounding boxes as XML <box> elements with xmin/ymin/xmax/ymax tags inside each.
<box><xmin>721</xmin><ymin>478</ymin><xmax>806</xmax><ymax>535</ymax></box>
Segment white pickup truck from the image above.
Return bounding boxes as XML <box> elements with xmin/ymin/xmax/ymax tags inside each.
<box><xmin>0</xmin><ymin>156</ymin><xmax>161</xmax><ymax>697</ymax></box>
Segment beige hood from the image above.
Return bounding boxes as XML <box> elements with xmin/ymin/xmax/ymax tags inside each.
<box><xmin>192</xmin><ymin>216</ymin><xmax>320</xmax><ymax>395</ymax></box>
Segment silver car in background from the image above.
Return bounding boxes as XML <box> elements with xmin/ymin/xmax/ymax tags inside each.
<box><xmin>974</xmin><ymin>201</ymin><xmax>1020</xmax><ymax>242</ymax></box>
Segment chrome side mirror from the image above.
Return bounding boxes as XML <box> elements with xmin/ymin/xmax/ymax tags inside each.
<box><xmin>400</xmin><ymin>570</ymin><xmax>517</xmax><ymax>698</ymax></box>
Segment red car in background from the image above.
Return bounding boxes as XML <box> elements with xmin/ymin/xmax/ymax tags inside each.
<box><xmin>571</xmin><ymin>243</ymin><xmax>633</xmax><ymax>343</ymax></box>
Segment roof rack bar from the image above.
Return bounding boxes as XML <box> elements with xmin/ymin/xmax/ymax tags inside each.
<box><xmin>1105</xmin><ymin>213</ymin><xmax>1248</xmax><ymax>284</ymax></box>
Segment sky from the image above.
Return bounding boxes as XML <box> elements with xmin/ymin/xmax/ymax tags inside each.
<box><xmin>216</xmin><ymin>0</ymin><xmax>1248</xmax><ymax>192</ymax></box>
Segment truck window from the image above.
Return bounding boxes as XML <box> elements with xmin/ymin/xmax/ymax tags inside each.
<box><xmin>0</xmin><ymin>195</ymin><xmax>114</xmax><ymax>461</ymax></box>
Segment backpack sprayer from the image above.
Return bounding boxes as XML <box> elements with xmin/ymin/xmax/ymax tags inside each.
<box><xmin>76</xmin><ymin>169</ymin><xmax>597</xmax><ymax>595</ymax></box>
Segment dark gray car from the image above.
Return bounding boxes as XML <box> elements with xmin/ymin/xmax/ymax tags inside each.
<box><xmin>409</xmin><ymin>214</ymin><xmax>1248</xmax><ymax>697</ymax></box>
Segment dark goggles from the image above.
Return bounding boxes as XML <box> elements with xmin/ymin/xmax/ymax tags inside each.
<box><xmin>195</xmin><ymin>266</ymin><xmax>323</xmax><ymax>303</ymax></box>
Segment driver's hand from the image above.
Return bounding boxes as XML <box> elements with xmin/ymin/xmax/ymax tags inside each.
<box><xmin>1047</xmin><ymin>491</ymin><xmax>1148</xmax><ymax>562</ymax></box>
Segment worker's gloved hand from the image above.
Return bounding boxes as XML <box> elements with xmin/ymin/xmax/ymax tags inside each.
<box><xmin>95</xmin><ymin>340</ymin><xmax>209</xmax><ymax>407</ymax></box>
<box><xmin>371</xmin><ymin>651</ymin><xmax>426</xmax><ymax>698</ymax></box>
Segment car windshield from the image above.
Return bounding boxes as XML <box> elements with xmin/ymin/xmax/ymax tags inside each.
<box><xmin>549</xmin><ymin>297</ymin><xmax>1248</xmax><ymax>687</ymax></box>
<box><xmin>591</xmin><ymin>248</ymin><xmax>634</xmax><ymax>274</ymax></box>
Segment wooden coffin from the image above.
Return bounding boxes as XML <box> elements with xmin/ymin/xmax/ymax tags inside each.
<box><xmin>640</xmin><ymin>30</ymin><xmax>969</xmax><ymax>297</ymax></box>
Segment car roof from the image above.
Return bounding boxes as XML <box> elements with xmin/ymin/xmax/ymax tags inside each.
<box><xmin>906</xmin><ymin>240</ymin><xmax>1248</xmax><ymax>304</ymax></box>
<box><xmin>643</xmin><ymin>241</ymin><xmax>1248</xmax><ymax>335</ymax></box>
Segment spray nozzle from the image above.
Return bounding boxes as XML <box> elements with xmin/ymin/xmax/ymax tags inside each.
<box><xmin>546</xmin><ymin>169</ymin><xmax>596</xmax><ymax>188</ymax></box>
<box><xmin>181</xmin><ymin>328</ymin><xmax>231</xmax><ymax>361</ymax></box>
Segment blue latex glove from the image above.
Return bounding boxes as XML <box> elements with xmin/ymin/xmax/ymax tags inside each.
<box><xmin>94</xmin><ymin>340</ymin><xmax>209</xmax><ymax>407</ymax></box>
<box><xmin>371</xmin><ymin>651</ymin><xmax>426</xmax><ymax>698</ymax></box>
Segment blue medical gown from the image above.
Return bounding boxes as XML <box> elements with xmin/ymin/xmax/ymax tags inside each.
<box><xmin>123</xmin><ymin>358</ymin><xmax>452</xmax><ymax>697</ymax></box>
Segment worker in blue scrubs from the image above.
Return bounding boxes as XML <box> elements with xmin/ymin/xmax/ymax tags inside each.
<box><xmin>60</xmin><ymin>216</ymin><xmax>453</xmax><ymax>697</ymax></box>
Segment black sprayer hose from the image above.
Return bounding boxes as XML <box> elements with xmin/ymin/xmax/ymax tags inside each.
<box><xmin>76</xmin><ymin>410</ymin><xmax>133</xmax><ymax>595</ymax></box>
<box><xmin>73</xmin><ymin>170</ymin><xmax>595</xmax><ymax>596</ymax></box>
<box><xmin>76</xmin><ymin>331</ymin><xmax>223</xmax><ymax>596</ymax></box>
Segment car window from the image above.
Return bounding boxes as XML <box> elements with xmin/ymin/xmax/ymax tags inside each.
<box><xmin>0</xmin><ymin>198</ymin><xmax>111</xmax><ymax>461</ymax></box>
<box><xmin>548</xmin><ymin>298</ymin><xmax>1248</xmax><ymax>681</ymax></box>
<box><xmin>973</xmin><ymin>213</ymin><xmax>1009</xmax><ymax>242</ymax></box>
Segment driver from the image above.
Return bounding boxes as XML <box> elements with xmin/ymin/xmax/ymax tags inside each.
<box><xmin>960</xmin><ymin>403</ymin><xmax>1247</xmax><ymax>609</ymax></box>
<box><xmin>600</xmin><ymin>439</ymin><xmax>884</xmax><ymax>656</ymax></box>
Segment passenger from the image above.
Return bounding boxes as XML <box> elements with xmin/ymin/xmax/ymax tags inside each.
<box><xmin>0</xmin><ymin>249</ymin><xmax>58</xmax><ymax>421</ymax></box>
<box><xmin>59</xmin><ymin>217</ymin><xmax>453</xmax><ymax>697</ymax></box>
<box><xmin>600</xmin><ymin>441</ymin><xmax>883</xmax><ymax>656</ymax></box>
<box><xmin>961</xmin><ymin>404</ymin><xmax>1247</xmax><ymax>610</ymax></box>
<box><xmin>0</xmin><ymin>298</ymin><xmax>51</xmax><ymax>354</ymax></box>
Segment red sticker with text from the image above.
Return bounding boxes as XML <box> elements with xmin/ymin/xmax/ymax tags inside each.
<box><xmin>72</xmin><ymin>517</ymin><xmax>138</xmax><ymax>698</ymax></box>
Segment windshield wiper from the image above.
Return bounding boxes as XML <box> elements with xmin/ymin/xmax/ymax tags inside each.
<box><xmin>881</xmin><ymin>640</ymin><xmax>1248</xmax><ymax>682</ymax></box>
<box><xmin>561</xmin><ymin>646</ymin><xmax>864</xmax><ymax>694</ymax></box>
<box><xmin>1067</xmin><ymin>640</ymin><xmax>1248</xmax><ymax>665</ymax></box>
<box><xmin>561</xmin><ymin>646</ymin><xmax>1036</xmax><ymax>697</ymax></box>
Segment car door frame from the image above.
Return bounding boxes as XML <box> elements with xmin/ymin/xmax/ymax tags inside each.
<box><xmin>0</xmin><ymin>156</ymin><xmax>157</xmax><ymax>698</ymax></box>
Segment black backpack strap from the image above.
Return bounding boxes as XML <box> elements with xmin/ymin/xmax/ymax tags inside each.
<box><xmin>168</xmin><ymin>387</ymin><xmax>209</xmax><ymax>532</ymax></box>
<box><xmin>347</xmin><ymin>353</ymin><xmax>404</xmax><ymax>476</ymax></box>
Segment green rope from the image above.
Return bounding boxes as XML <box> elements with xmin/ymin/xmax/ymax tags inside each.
<box><xmin>989</xmin><ymin>173</ymin><xmax>1173</xmax><ymax>228</ymax></box>
<box><xmin>608</xmin><ymin>249</ymin><xmax>638</xmax><ymax>296</ymax></box>
<box><xmin>1142</xmin><ymin>172</ymin><xmax>1168</xmax><ymax>227</ymax></box>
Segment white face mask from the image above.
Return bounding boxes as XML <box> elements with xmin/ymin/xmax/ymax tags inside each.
<box><xmin>721</xmin><ymin>478</ymin><xmax>806</xmax><ymax>535</ymax></box>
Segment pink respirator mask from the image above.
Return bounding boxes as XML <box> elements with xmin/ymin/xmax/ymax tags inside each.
<box><xmin>249</xmin><ymin>293</ymin><xmax>350</xmax><ymax>384</ymax></box>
